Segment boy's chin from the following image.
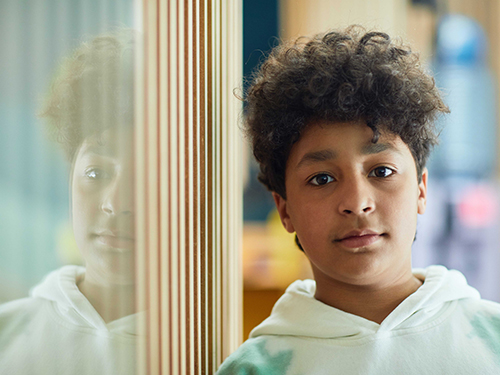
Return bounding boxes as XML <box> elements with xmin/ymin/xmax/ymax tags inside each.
<box><xmin>87</xmin><ymin>266</ymin><xmax>136</xmax><ymax>287</ymax></box>
<box><xmin>82</xmin><ymin>251</ymin><xmax>136</xmax><ymax>287</ymax></box>
<box><xmin>312</xmin><ymin>254</ymin><xmax>405</xmax><ymax>287</ymax></box>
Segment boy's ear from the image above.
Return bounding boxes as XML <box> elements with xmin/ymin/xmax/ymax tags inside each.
<box><xmin>417</xmin><ymin>168</ymin><xmax>428</xmax><ymax>215</ymax></box>
<box><xmin>272</xmin><ymin>192</ymin><xmax>295</xmax><ymax>233</ymax></box>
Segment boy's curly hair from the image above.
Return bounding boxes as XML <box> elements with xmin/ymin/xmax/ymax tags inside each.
<box><xmin>39</xmin><ymin>30</ymin><xmax>136</xmax><ymax>162</ymax></box>
<box><xmin>245</xmin><ymin>26</ymin><xmax>449</xmax><ymax>199</ymax></box>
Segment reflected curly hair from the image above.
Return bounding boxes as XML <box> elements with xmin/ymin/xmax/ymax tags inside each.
<box><xmin>245</xmin><ymin>26</ymin><xmax>449</xmax><ymax>199</ymax></box>
<box><xmin>39</xmin><ymin>30</ymin><xmax>136</xmax><ymax>162</ymax></box>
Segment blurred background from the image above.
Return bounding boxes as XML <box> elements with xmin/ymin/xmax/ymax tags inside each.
<box><xmin>242</xmin><ymin>0</ymin><xmax>500</xmax><ymax>339</ymax></box>
<box><xmin>2</xmin><ymin>0</ymin><xmax>500</xmax><ymax>345</ymax></box>
<box><xmin>0</xmin><ymin>0</ymin><xmax>136</xmax><ymax>302</ymax></box>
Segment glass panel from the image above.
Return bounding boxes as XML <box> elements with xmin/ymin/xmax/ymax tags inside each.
<box><xmin>0</xmin><ymin>1</ymin><xmax>140</xmax><ymax>373</ymax></box>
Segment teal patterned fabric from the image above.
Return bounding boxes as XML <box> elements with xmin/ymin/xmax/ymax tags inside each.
<box><xmin>470</xmin><ymin>312</ymin><xmax>500</xmax><ymax>363</ymax></box>
<box><xmin>216</xmin><ymin>339</ymin><xmax>293</xmax><ymax>375</ymax></box>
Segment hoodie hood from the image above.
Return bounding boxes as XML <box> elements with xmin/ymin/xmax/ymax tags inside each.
<box><xmin>31</xmin><ymin>265</ymin><xmax>139</xmax><ymax>335</ymax></box>
<box><xmin>250</xmin><ymin>266</ymin><xmax>480</xmax><ymax>340</ymax></box>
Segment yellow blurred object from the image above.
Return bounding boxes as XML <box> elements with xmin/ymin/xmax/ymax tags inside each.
<box><xmin>56</xmin><ymin>222</ymin><xmax>84</xmax><ymax>266</ymax></box>
<box><xmin>267</xmin><ymin>209</ymin><xmax>308</xmax><ymax>289</ymax></box>
<box><xmin>243</xmin><ymin>209</ymin><xmax>312</xmax><ymax>290</ymax></box>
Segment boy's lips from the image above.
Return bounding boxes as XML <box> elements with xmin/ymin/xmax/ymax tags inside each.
<box><xmin>94</xmin><ymin>230</ymin><xmax>135</xmax><ymax>249</ymax></box>
<box><xmin>335</xmin><ymin>229</ymin><xmax>383</xmax><ymax>249</ymax></box>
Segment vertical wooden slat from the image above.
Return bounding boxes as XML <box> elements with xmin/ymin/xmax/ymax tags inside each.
<box><xmin>178</xmin><ymin>0</ymin><xmax>187</xmax><ymax>371</ymax></box>
<box><xmin>155</xmin><ymin>0</ymin><xmax>163</xmax><ymax>372</ymax></box>
<box><xmin>199</xmin><ymin>0</ymin><xmax>208</xmax><ymax>371</ymax></box>
<box><xmin>158</xmin><ymin>0</ymin><xmax>170</xmax><ymax>373</ymax></box>
<box><xmin>230</xmin><ymin>0</ymin><xmax>244</xmax><ymax>353</ymax></box>
<box><xmin>148</xmin><ymin>1</ymin><xmax>160</xmax><ymax>374</ymax></box>
<box><xmin>134</xmin><ymin>0</ymin><xmax>147</xmax><ymax>371</ymax></box>
<box><xmin>170</xmin><ymin>2</ymin><xmax>180</xmax><ymax>373</ymax></box>
<box><xmin>167</xmin><ymin>1</ymin><xmax>174</xmax><ymax>372</ymax></box>
<box><xmin>136</xmin><ymin>1</ymin><xmax>242</xmax><ymax>373</ymax></box>
<box><xmin>183</xmin><ymin>1</ymin><xmax>192</xmax><ymax>373</ymax></box>
<box><xmin>206</xmin><ymin>0</ymin><xmax>215</xmax><ymax>370</ymax></box>
<box><xmin>212</xmin><ymin>0</ymin><xmax>223</xmax><ymax>367</ymax></box>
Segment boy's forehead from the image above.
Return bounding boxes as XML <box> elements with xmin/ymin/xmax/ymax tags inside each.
<box><xmin>294</xmin><ymin>121</ymin><xmax>405</xmax><ymax>154</ymax></box>
<box><xmin>284</xmin><ymin>121</ymin><xmax>415</xmax><ymax>173</ymax></box>
<box><xmin>77</xmin><ymin>129</ymin><xmax>134</xmax><ymax>159</ymax></box>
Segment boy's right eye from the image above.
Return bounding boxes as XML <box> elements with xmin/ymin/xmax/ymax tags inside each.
<box><xmin>309</xmin><ymin>174</ymin><xmax>334</xmax><ymax>186</ymax></box>
<box><xmin>84</xmin><ymin>167</ymin><xmax>111</xmax><ymax>181</ymax></box>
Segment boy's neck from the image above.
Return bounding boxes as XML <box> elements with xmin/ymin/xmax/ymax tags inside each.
<box><xmin>313</xmin><ymin>269</ymin><xmax>423</xmax><ymax>325</ymax></box>
<box><xmin>78</xmin><ymin>275</ymin><xmax>137</xmax><ymax>323</ymax></box>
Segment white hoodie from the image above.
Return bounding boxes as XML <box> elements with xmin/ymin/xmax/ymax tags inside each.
<box><xmin>217</xmin><ymin>266</ymin><xmax>500</xmax><ymax>374</ymax></box>
<box><xmin>0</xmin><ymin>266</ymin><xmax>139</xmax><ymax>375</ymax></box>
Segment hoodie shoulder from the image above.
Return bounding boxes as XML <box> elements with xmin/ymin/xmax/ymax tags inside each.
<box><xmin>216</xmin><ymin>337</ymin><xmax>294</xmax><ymax>375</ymax></box>
<box><xmin>0</xmin><ymin>295</ymin><xmax>45</xmax><ymax>325</ymax></box>
<box><xmin>456</xmin><ymin>297</ymin><xmax>500</xmax><ymax>329</ymax></box>
<box><xmin>0</xmin><ymin>296</ymin><xmax>39</xmax><ymax>315</ymax></box>
<box><xmin>0</xmin><ymin>295</ymin><xmax>47</xmax><ymax>349</ymax></box>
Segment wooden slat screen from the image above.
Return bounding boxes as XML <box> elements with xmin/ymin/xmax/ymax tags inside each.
<box><xmin>135</xmin><ymin>0</ymin><xmax>242</xmax><ymax>373</ymax></box>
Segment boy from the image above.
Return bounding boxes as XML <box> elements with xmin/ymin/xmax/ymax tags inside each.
<box><xmin>217</xmin><ymin>26</ymin><xmax>500</xmax><ymax>374</ymax></box>
<box><xmin>0</xmin><ymin>32</ymin><xmax>139</xmax><ymax>374</ymax></box>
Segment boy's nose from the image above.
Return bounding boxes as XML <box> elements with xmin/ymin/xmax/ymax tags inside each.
<box><xmin>101</xmin><ymin>175</ymin><xmax>134</xmax><ymax>216</ymax></box>
<box><xmin>338</xmin><ymin>178</ymin><xmax>374</xmax><ymax>215</ymax></box>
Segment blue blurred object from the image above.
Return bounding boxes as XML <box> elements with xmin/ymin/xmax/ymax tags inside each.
<box><xmin>436</xmin><ymin>14</ymin><xmax>487</xmax><ymax>66</ymax></box>
<box><xmin>430</xmin><ymin>14</ymin><xmax>497</xmax><ymax>179</ymax></box>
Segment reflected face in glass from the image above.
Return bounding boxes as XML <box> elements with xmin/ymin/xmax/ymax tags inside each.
<box><xmin>71</xmin><ymin>129</ymin><xmax>135</xmax><ymax>284</ymax></box>
<box><xmin>274</xmin><ymin>121</ymin><xmax>427</xmax><ymax>288</ymax></box>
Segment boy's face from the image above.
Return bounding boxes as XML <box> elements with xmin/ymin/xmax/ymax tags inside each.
<box><xmin>71</xmin><ymin>129</ymin><xmax>135</xmax><ymax>285</ymax></box>
<box><xmin>273</xmin><ymin>121</ymin><xmax>427</xmax><ymax>288</ymax></box>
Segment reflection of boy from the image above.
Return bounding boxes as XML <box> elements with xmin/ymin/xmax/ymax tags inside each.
<box><xmin>217</xmin><ymin>26</ymin><xmax>500</xmax><ymax>374</ymax></box>
<box><xmin>0</xmin><ymin>33</ymin><xmax>139</xmax><ymax>374</ymax></box>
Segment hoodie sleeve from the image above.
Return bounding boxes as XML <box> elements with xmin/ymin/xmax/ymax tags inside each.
<box><xmin>216</xmin><ymin>337</ymin><xmax>293</xmax><ymax>375</ymax></box>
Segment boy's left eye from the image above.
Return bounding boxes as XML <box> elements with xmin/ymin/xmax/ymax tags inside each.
<box><xmin>369</xmin><ymin>166</ymin><xmax>395</xmax><ymax>178</ymax></box>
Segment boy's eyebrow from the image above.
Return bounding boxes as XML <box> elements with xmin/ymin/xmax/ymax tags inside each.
<box><xmin>361</xmin><ymin>142</ymin><xmax>399</xmax><ymax>155</ymax></box>
<box><xmin>296</xmin><ymin>149</ymin><xmax>337</xmax><ymax>168</ymax></box>
<box><xmin>295</xmin><ymin>142</ymin><xmax>400</xmax><ymax>169</ymax></box>
<box><xmin>85</xmin><ymin>145</ymin><xmax>108</xmax><ymax>156</ymax></box>
<box><xmin>82</xmin><ymin>143</ymin><xmax>114</xmax><ymax>157</ymax></box>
